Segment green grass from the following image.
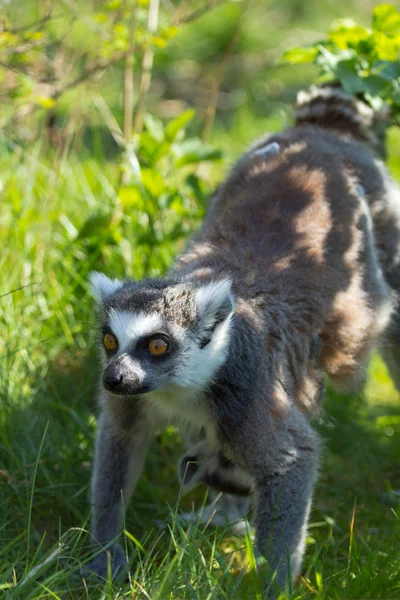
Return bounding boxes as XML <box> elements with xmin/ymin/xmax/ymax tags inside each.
<box><xmin>2</xmin><ymin>0</ymin><xmax>400</xmax><ymax>586</ymax></box>
<box><xmin>1</xmin><ymin>126</ymin><xmax>400</xmax><ymax>600</ymax></box>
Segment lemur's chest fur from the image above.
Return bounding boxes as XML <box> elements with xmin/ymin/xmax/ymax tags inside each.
<box><xmin>146</xmin><ymin>384</ymin><xmax>218</xmax><ymax>444</ymax></box>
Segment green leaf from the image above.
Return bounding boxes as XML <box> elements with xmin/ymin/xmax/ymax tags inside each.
<box><xmin>362</xmin><ymin>74</ymin><xmax>391</xmax><ymax>98</ymax></box>
<box><xmin>334</xmin><ymin>59</ymin><xmax>367</xmax><ymax>95</ymax></box>
<box><xmin>93</xmin><ymin>12</ymin><xmax>109</xmax><ymax>24</ymax></box>
<box><xmin>373</xmin><ymin>4</ymin><xmax>400</xmax><ymax>34</ymax></box>
<box><xmin>144</xmin><ymin>114</ymin><xmax>165</xmax><ymax>143</ymax></box>
<box><xmin>371</xmin><ymin>30</ymin><xmax>400</xmax><ymax>60</ymax></box>
<box><xmin>316</xmin><ymin>45</ymin><xmax>356</xmax><ymax>72</ymax></box>
<box><xmin>104</xmin><ymin>0</ymin><xmax>122</xmax><ymax>9</ymax></box>
<box><xmin>165</xmin><ymin>110</ymin><xmax>195</xmax><ymax>142</ymax></box>
<box><xmin>119</xmin><ymin>187</ymin><xmax>145</xmax><ymax>210</ymax></box>
<box><xmin>33</xmin><ymin>95</ymin><xmax>56</xmax><ymax>109</ymax></box>
<box><xmin>281</xmin><ymin>46</ymin><xmax>318</xmax><ymax>64</ymax></box>
<box><xmin>141</xmin><ymin>168</ymin><xmax>165</xmax><ymax>197</ymax></box>
<box><xmin>282</xmin><ymin>5</ymin><xmax>400</xmax><ymax>121</ymax></box>
<box><xmin>329</xmin><ymin>19</ymin><xmax>370</xmax><ymax>51</ymax></box>
<box><xmin>185</xmin><ymin>173</ymin><xmax>206</xmax><ymax>205</ymax></box>
<box><xmin>150</xmin><ymin>35</ymin><xmax>168</xmax><ymax>48</ymax></box>
<box><xmin>139</xmin><ymin>132</ymin><xmax>164</xmax><ymax>163</ymax></box>
<box><xmin>173</xmin><ymin>139</ymin><xmax>222</xmax><ymax>166</ymax></box>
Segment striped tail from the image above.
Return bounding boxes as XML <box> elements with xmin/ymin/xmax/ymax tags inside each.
<box><xmin>294</xmin><ymin>85</ymin><xmax>382</xmax><ymax>149</ymax></box>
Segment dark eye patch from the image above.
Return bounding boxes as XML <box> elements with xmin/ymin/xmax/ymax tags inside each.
<box><xmin>101</xmin><ymin>324</ymin><xmax>114</xmax><ymax>337</ymax></box>
<box><xmin>135</xmin><ymin>333</ymin><xmax>173</xmax><ymax>359</ymax></box>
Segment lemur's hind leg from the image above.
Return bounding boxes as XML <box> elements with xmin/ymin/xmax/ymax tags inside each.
<box><xmin>179</xmin><ymin>491</ymin><xmax>251</xmax><ymax>534</ymax></box>
<box><xmin>367</xmin><ymin>172</ymin><xmax>400</xmax><ymax>390</ymax></box>
<box><xmin>178</xmin><ymin>443</ymin><xmax>252</xmax><ymax>533</ymax></box>
<box><xmin>381</xmin><ymin>311</ymin><xmax>400</xmax><ymax>391</ymax></box>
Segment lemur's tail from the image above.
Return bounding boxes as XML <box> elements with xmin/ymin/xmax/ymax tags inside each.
<box><xmin>294</xmin><ymin>85</ymin><xmax>382</xmax><ymax>149</ymax></box>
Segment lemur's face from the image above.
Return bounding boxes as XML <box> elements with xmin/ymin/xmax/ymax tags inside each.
<box><xmin>90</xmin><ymin>273</ymin><xmax>234</xmax><ymax>396</ymax></box>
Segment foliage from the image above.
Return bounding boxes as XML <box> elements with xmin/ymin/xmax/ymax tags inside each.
<box><xmin>283</xmin><ymin>4</ymin><xmax>400</xmax><ymax>121</ymax></box>
<box><xmin>0</xmin><ymin>0</ymin><xmax>224</xmax><ymax>281</ymax></box>
<box><xmin>0</xmin><ymin>1</ymin><xmax>175</xmax><ymax>120</ymax></box>
<box><xmin>1</xmin><ymin>0</ymin><xmax>400</xmax><ymax>599</ymax></box>
<box><xmin>0</xmin><ymin>0</ymin><xmax>242</xmax><ymax>143</ymax></box>
<box><xmin>75</xmin><ymin>109</ymin><xmax>220</xmax><ymax>280</ymax></box>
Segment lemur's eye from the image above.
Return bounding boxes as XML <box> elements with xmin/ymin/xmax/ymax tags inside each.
<box><xmin>148</xmin><ymin>338</ymin><xmax>169</xmax><ymax>356</ymax></box>
<box><xmin>104</xmin><ymin>333</ymin><xmax>118</xmax><ymax>351</ymax></box>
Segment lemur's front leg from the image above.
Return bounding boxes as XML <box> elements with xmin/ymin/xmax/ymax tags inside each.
<box><xmin>87</xmin><ymin>407</ymin><xmax>150</xmax><ymax>579</ymax></box>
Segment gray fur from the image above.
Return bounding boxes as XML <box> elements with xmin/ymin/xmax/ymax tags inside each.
<box><xmin>85</xmin><ymin>404</ymin><xmax>150</xmax><ymax>578</ymax></box>
<box><xmin>180</xmin><ymin>491</ymin><xmax>251</xmax><ymax>534</ymax></box>
<box><xmin>178</xmin><ymin>441</ymin><xmax>254</xmax><ymax>496</ymax></box>
<box><xmin>86</xmin><ymin>86</ymin><xmax>400</xmax><ymax>594</ymax></box>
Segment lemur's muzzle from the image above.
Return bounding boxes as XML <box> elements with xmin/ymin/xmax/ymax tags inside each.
<box><xmin>103</xmin><ymin>356</ymin><xmax>148</xmax><ymax>395</ymax></box>
<box><xmin>103</xmin><ymin>363</ymin><xmax>124</xmax><ymax>392</ymax></box>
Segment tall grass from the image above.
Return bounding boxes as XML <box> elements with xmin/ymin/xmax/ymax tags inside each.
<box><xmin>1</xmin><ymin>107</ymin><xmax>400</xmax><ymax>599</ymax></box>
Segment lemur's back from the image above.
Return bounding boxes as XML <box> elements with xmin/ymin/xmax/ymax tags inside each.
<box><xmin>178</xmin><ymin>124</ymin><xmax>395</xmax><ymax>292</ymax></box>
<box><xmin>175</xmin><ymin>89</ymin><xmax>398</xmax><ymax>397</ymax></box>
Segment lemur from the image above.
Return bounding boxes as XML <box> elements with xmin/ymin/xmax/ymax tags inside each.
<box><xmin>86</xmin><ymin>86</ymin><xmax>400</xmax><ymax>593</ymax></box>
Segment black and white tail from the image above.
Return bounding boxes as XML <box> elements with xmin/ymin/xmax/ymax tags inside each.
<box><xmin>294</xmin><ymin>85</ymin><xmax>380</xmax><ymax>147</ymax></box>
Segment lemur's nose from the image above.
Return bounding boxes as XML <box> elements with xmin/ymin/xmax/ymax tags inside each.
<box><xmin>103</xmin><ymin>364</ymin><xmax>123</xmax><ymax>391</ymax></box>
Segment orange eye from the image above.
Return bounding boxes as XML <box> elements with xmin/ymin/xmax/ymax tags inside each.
<box><xmin>148</xmin><ymin>338</ymin><xmax>169</xmax><ymax>356</ymax></box>
<box><xmin>104</xmin><ymin>333</ymin><xmax>118</xmax><ymax>351</ymax></box>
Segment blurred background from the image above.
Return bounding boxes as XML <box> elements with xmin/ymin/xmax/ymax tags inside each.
<box><xmin>1</xmin><ymin>1</ymin><xmax>400</xmax><ymax>598</ymax></box>
<box><xmin>3</xmin><ymin>0</ymin><xmax>395</xmax><ymax>157</ymax></box>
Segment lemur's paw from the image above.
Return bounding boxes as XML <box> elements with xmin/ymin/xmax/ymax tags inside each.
<box><xmin>81</xmin><ymin>543</ymin><xmax>127</xmax><ymax>581</ymax></box>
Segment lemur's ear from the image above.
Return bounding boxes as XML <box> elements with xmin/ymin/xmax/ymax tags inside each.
<box><xmin>251</xmin><ymin>141</ymin><xmax>280</xmax><ymax>158</ymax></box>
<box><xmin>196</xmin><ymin>280</ymin><xmax>234</xmax><ymax>329</ymax></box>
<box><xmin>89</xmin><ymin>272</ymin><xmax>124</xmax><ymax>303</ymax></box>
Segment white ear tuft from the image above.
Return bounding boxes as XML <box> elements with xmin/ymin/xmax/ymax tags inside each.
<box><xmin>89</xmin><ymin>271</ymin><xmax>124</xmax><ymax>303</ymax></box>
<box><xmin>196</xmin><ymin>279</ymin><xmax>234</xmax><ymax>328</ymax></box>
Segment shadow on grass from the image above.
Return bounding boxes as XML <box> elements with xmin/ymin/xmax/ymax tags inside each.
<box><xmin>1</xmin><ymin>351</ymin><xmax>400</xmax><ymax>598</ymax></box>
<box><xmin>1</xmin><ymin>346</ymin><xmax>186</xmax><ymax>552</ymax></box>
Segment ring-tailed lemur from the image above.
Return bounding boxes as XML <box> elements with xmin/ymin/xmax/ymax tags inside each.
<box><xmin>86</xmin><ymin>86</ymin><xmax>400</xmax><ymax>593</ymax></box>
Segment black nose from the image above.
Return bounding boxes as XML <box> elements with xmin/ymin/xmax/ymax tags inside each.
<box><xmin>103</xmin><ymin>364</ymin><xmax>123</xmax><ymax>391</ymax></box>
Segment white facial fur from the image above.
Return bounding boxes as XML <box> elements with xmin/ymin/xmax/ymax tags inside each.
<box><xmin>93</xmin><ymin>279</ymin><xmax>235</xmax><ymax>432</ymax></box>
<box><xmin>147</xmin><ymin>287</ymin><xmax>234</xmax><ymax>433</ymax></box>
<box><xmin>171</xmin><ymin>312</ymin><xmax>234</xmax><ymax>391</ymax></box>
<box><xmin>90</xmin><ymin>272</ymin><xmax>124</xmax><ymax>303</ymax></box>
<box><xmin>107</xmin><ymin>299</ymin><xmax>234</xmax><ymax>392</ymax></box>
<box><xmin>109</xmin><ymin>310</ymin><xmax>164</xmax><ymax>353</ymax></box>
<box><xmin>171</xmin><ymin>280</ymin><xmax>235</xmax><ymax>390</ymax></box>
<box><xmin>196</xmin><ymin>279</ymin><xmax>233</xmax><ymax>330</ymax></box>
<box><xmin>102</xmin><ymin>280</ymin><xmax>234</xmax><ymax>391</ymax></box>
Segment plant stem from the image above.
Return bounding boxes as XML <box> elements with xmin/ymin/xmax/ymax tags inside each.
<box><xmin>173</xmin><ymin>0</ymin><xmax>225</xmax><ymax>25</ymax></box>
<box><xmin>123</xmin><ymin>5</ymin><xmax>137</xmax><ymax>143</ymax></box>
<box><xmin>133</xmin><ymin>0</ymin><xmax>160</xmax><ymax>135</ymax></box>
<box><xmin>202</xmin><ymin>0</ymin><xmax>248</xmax><ymax>142</ymax></box>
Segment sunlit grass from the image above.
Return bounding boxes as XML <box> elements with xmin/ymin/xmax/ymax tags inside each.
<box><xmin>1</xmin><ymin>117</ymin><xmax>400</xmax><ymax>599</ymax></box>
